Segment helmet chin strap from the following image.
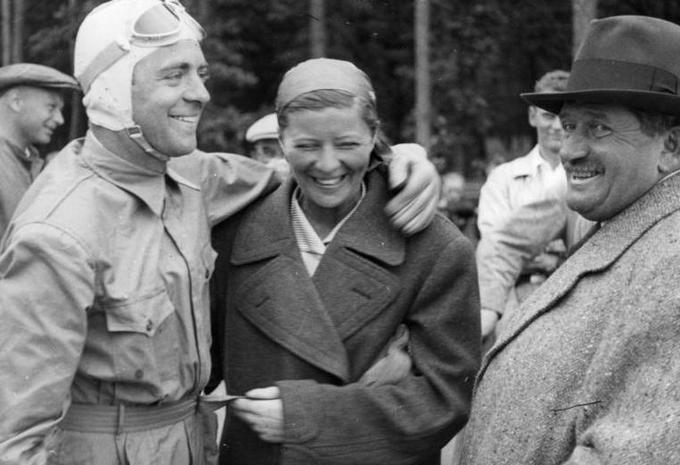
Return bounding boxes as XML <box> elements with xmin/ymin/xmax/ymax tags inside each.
<box><xmin>126</xmin><ymin>126</ymin><xmax>170</xmax><ymax>162</ymax></box>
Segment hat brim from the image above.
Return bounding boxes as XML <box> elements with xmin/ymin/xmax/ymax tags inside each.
<box><xmin>521</xmin><ymin>90</ymin><xmax>680</xmax><ymax>116</ymax></box>
<box><xmin>0</xmin><ymin>78</ymin><xmax>80</xmax><ymax>92</ymax></box>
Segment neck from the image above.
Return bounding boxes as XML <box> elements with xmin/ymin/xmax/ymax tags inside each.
<box><xmin>298</xmin><ymin>188</ymin><xmax>362</xmax><ymax>239</ymax></box>
<box><xmin>538</xmin><ymin>146</ymin><xmax>561</xmax><ymax>169</ymax></box>
<box><xmin>91</xmin><ymin>124</ymin><xmax>167</xmax><ymax>174</ymax></box>
<box><xmin>0</xmin><ymin>117</ymin><xmax>29</xmax><ymax>152</ymax></box>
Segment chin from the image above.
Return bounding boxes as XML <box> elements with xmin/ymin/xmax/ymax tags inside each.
<box><xmin>167</xmin><ymin>149</ymin><xmax>195</xmax><ymax>158</ymax></box>
<box><xmin>161</xmin><ymin>143</ymin><xmax>197</xmax><ymax>158</ymax></box>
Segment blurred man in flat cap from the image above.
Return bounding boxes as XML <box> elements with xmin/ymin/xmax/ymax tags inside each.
<box><xmin>0</xmin><ymin>63</ymin><xmax>79</xmax><ymax>237</ymax></box>
<box><xmin>460</xmin><ymin>15</ymin><xmax>680</xmax><ymax>465</ymax></box>
<box><xmin>0</xmin><ymin>1</ymin><xmax>440</xmax><ymax>464</ymax></box>
<box><xmin>244</xmin><ymin>112</ymin><xmax>289</xmax><ymax>177</ymax></box>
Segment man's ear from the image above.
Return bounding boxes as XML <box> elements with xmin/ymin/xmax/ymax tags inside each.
<box><xmin>5</xmin><ymin>88</ymin><xmax>23</xmax><ymax>112</ymax></box>
<box><xmin>528</xmin><ymin>106</ymin><xmax>538</xmax><ymax>128</ymax></box>
<box><xmin>658</xmin><ymin>126</ymin><xmax>680</xmax><ymax>175</ymax></box>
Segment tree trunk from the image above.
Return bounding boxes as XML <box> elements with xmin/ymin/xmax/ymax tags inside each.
<box><xmin>69</xmin><ymin>0</ymin><xmax>82</xmax><ymax>141</ymax></box>
<box><xmin>197</xmin><ymin>0</ymin><xmax>210</xmax><ymax>26</ymax></box>
<box><xmin>11</xmin><ymin>0</ymin><xmax>23</xmax><ymax>62</ymax></box>
<box><xmin>309</xmin><ymin>0</ymin><xmax>326</xmax><ymax>58</ymax></box>
<box><xmin>572</xmin><ymin>0</ymin><xmax>597</xmax><ymax>58</ymax></box>
<box><xmin>1</xmin><ymin>0</ymin><xmax>11</xmax><ymax>65</ymax></box>
<box><xmin>414</xmin><ymin>0</ymin><xmax>431</xmax><ymax>150</ymax></box>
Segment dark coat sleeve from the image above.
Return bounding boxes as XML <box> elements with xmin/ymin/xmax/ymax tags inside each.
<box><xmin>277</xmin><ymin>232</ymin><xmax>481</xmax><ymax>464</ymax></box>
<box><xmin>206</xmin><ymin>211</ymin><xmax>246</xmax><ymax>394</ymax></box>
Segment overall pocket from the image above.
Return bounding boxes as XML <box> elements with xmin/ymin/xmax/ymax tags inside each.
<box><xmin>103</xmin><ymin>288</ymin><xmax>176</xmax><ymax>384</ymax></box>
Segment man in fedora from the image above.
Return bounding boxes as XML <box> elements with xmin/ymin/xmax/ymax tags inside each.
<box><xmin>0</xmin><ymin>63</ymin><xmax>79</xmax><ymax>238</ymax></box>
<box><xmin>459</xmin><ymin>15</ymin><xmax>680</xmax><ymax>465</ymax></box>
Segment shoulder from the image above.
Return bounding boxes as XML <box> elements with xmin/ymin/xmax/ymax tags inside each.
<box><xmin>171</xmin><ymin>150</ymin><xmax>271</xmax><ymax>185</ymax></box>
<box><xmin>10</xmin><ymin>146</ymin><xmax>123</xmax><ymax>254</ymax></box>
<box><xmin>627</xmin><ymin>210</ymin><xmax>680</xmax><ymax>269</ymax></box>
<box><xmin>488</xmin><ymin>151</ymin><xmax>535</xmax><ymax>181</ymax></box>
<box><xmin>406</xmin><ymin>213</ymin><xmax>476</xmax><ymax>269</ymax></box>
<box><xmin>211</xmin><ymin>177</ymin><xmax>292</xmax><ymax>254</ymax></box>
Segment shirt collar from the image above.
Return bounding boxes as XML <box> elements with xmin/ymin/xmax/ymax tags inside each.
<box><xmin>0</xmin><ymin>137</ymin><xmax>38</xmax><ymax>162</ymax></box>
<box><xmin>513</xmin><ymin>145</ymin><xmax>561</xmax><ymax>178</ymax></box>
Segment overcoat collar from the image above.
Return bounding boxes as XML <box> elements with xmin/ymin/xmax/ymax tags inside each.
<box><xmin>230</xmin><ymin>169</ymin><xmax>404</xmax><ymax>382</ymax></box>
<box><xmin>231</xmin><ymin>168</ymin><xmax>405</xmax><ymax>266</ymax></box>
<box><xmin>479</xmin><ymin>172</ymin><xmax>680</xmax><ymax>380</ymax></box>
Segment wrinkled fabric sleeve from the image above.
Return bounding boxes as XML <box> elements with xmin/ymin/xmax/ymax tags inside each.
<box><xmin>170</xmin><ymin>152</ymin><xmax>280</xmax><ymax>227</ymax></box>
<box><xmin>562</xmin><ymin>260</ymin><xmax>680</xmax><ymax>465</ymax></box>
<box><xmin>476</xmin><ymin>197</ymin><xmax>567</xmax><ymax>315</ymax></box>
<box><xmin>276</xmin><ymin>235</ymin><xmax>481</xmax><ymax>464</ymax></box>
<box><xmin>0</xmin><ymin>223</ymin><xmax>94</xmax><ymax>465</ymax></box>
<box><xmin>476</xmin><ymin>167</ymin><xmax>512</xmax><ymax>237</ymax></box>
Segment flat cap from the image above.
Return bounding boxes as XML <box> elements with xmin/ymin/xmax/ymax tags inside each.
<box><xmin>0</xmin><ymin>63</ymin><xmax>79</xmax><ymax>92</ymax></box>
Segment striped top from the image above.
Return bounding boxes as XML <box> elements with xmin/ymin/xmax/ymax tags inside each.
<box><xmin>290</xmin><ymin>183</ymin><xmax>366</xmax><ymax>276</ymax></box>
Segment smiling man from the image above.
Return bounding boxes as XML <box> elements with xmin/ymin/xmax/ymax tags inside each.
<box><xmin>0</xmin><ymin>1</ymin><xmax>441</xmax><ymax>464</ymax></box>
<box><xmin>460</xmin><ymin>15</ymin><xmax>680</xmax><ymax>465</ymax></box>
<box><xmin>0</xmin><ymin>63</ymin><xmax>79</xmax><ymax>238</ymax></box>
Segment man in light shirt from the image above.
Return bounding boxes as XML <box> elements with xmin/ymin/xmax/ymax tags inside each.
<box><xmin>476</xmin><ymin>70</ymin><xmax>593</xmax><ymax>343</ymax></box>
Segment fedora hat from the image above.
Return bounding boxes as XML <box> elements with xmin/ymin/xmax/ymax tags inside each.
<box><xmin>522</xmin><ymin>15</ymin><xmax>680</xmax><ymax>116</ymax></box>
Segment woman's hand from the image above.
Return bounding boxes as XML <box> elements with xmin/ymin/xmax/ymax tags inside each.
<box><xmin>385</xmin><ymin>143</ymin><xmax>440</xmax><ymax>236</ymax></box>
<box><xmin>231</xmin><ymin>386</ymin><xmax>284</xmax><ymax>443</ymax></box>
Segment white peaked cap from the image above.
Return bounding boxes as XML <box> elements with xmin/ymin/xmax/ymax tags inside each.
<box><xmin>245</xmin><ymin>113</ymin><xmax>279</xmax><ymax>142</ymax></box>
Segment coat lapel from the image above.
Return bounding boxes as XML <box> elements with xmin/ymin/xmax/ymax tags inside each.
<box><xmin>312</xmin><ymin>170</ymin><xmax>404</xmax><ymax>339</ymax></box>
<box><xmin>480</xmin><ymin>172</ymin><xmax>680</xmax><ymax>380</ymax></box>
<box><xmin>230</xmin><ymin>179</ymin><xmax>351</xmax><ymax>381</ymax></box>
<box><xmin>229</xmin><ymin>170</ymin><xmax>404</xmax><ymax>381</ymax></box>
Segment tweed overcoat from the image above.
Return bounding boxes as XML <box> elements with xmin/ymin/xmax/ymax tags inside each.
<box><xmin>210</xmin><ymin>169</ymin><xmax>481</xmax><ymax>465</ymax></box>
<box><xmin>460</xmin><ymin>173</ymin><xmax>680</xmax><ymax>464</ymax></box>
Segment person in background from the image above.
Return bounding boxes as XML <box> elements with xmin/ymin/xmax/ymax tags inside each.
<box><xmin>245</xmin><ymin>112</ymin><xmax>289</xmax><ymax>177</ymax></box>
<box><xmin>0</xmin><ymin>1</ymin><xmax>441</xmax><ymax>464</ymax></box>
<box><xmin>437</xmin><ymin>171</ymin><xmax>465</xmax><ymax>219</ymax></box>
<box><xmin>437</xmin><ymin>171</ymin><xmax>479</xmax><ymax>245</ymax></box>
<box><xmin>460</xmin><ymin>15</ymin><xmax>680</xmax><ymax>464</ymax></box>
<box><xmin>0</xmin><ymin>63</ymin><xmax>79</xmax><ymax>238</ymax></box>
<box><xmin>210</xmin><ymin>58</ymin><xmax>481</xmax><ymax>465</ymax></box>
<box><xmin>476</xmin><ymin>69</ymin><xmax>594</xmax><ymax>345</ymax></box>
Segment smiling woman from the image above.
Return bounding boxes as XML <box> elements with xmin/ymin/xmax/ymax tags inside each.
<box><xmin>279</xmin><ymin>92</ymin><xmax>376</xmax><ymax>237</ymax></box>
<box><xmin>210</xmin><ymin>57</ymin><xmax>481</xmax><ymax>465</ymax></box>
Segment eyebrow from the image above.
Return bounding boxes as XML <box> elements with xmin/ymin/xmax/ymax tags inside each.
<box><xmin>158</xmin><ymin>61</ymin><xmax>208</xmax><ymax>74</ymax></box>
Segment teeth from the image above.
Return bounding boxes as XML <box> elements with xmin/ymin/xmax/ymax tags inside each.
<box><xmin>314</xmin><ymin>176</ymin><xmax>343</xmax><ymax>186</ymax></box>
<box><xmin>569</xmin><ymin>169</ymin><xmax>601</xmax><ymax>180</ymax></box>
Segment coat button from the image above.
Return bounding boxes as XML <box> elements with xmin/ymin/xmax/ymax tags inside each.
<box><xmin>146</xmin><ymin>319</ymin><xmax>153</xmax><ymax>332</ymax></box>
<box><xmin>135</xmin><ymin>369</ymin><xmax>144</xmax><ymax>380</ymax></box>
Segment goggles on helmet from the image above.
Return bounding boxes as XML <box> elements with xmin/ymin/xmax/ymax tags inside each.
<box><xmin>77</xmin><ymin>0</ymin><xmax>204</xmax><ymax>93</ymax></box>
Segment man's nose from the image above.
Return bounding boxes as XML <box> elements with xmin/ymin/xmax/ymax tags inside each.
<box><xmin>185</xmin><ymin>74</ymin><xmax>211</xmax><ymax>104</ymax></box>
<box><xmin>53</xmin><ymin>109</ymin><xmax>65</xmax><ymax>126</ymax></box>
<box><xmin>559</xmin><ymin>133</ymin><xmax>588</xmax><ymax>163</ymax></box>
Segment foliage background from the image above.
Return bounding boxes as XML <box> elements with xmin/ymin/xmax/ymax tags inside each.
<box><xmin>18</xmin><ymin>0</ymin><xmax>680</xmax><ymax>179</ymax></box>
